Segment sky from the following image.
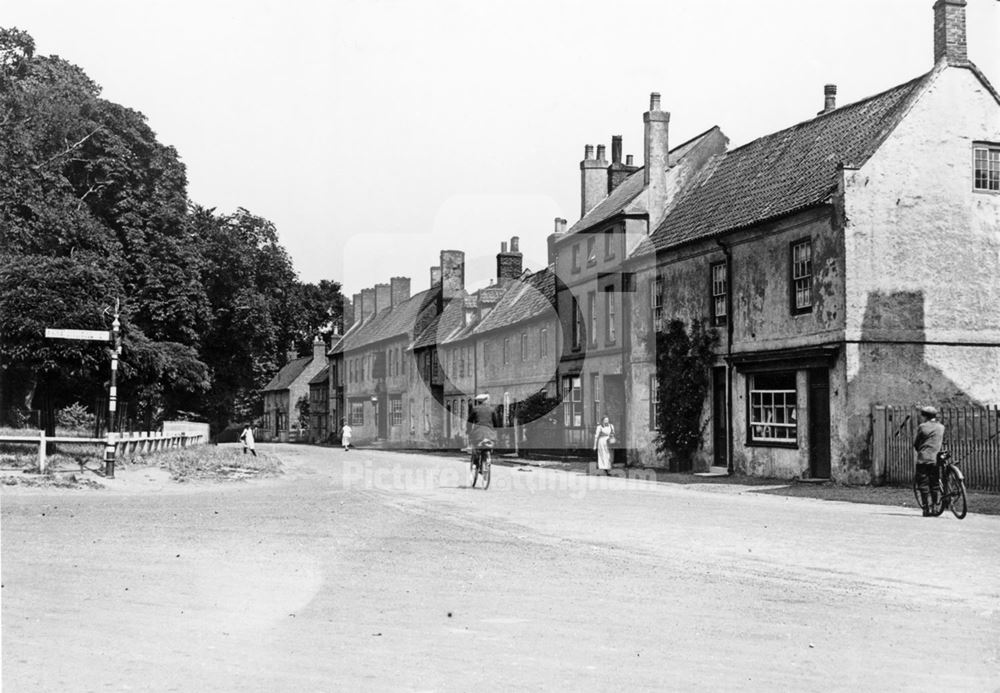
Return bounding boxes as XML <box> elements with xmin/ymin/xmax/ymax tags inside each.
<box><xmin>5</xmin><ymin>0</ymin><xmax>999</xmax><ymax>297</ymax></box>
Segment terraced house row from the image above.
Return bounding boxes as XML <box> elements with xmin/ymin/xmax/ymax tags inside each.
<box><xmin>271</xmin><ymin>1</ymin><xmax>1000</xmax><ymax>482</ymax></box>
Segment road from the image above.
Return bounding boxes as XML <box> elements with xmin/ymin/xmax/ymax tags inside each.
<box><xmin>3</xmin><ymin>445</ymin><xmax>999</xmax><ymax>692</ymax></box>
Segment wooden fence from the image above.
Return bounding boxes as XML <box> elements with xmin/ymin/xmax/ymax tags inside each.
<box><xmin>872</xmin><ymin>405</ymin><xmax>1000</xmax><ymax>492</ymax></box>
<box><xmin>0</xmin><ymin>430</ymin><xmax>206</xmax><ymax>474</ymax></box>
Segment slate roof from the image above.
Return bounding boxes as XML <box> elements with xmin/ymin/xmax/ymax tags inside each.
<box><xmin>564</xmin><ymin>128</ymin><xmax>719</xmax><ymax>237</ymax></box>
<box><xmin>308</xmin><ymin>365</ymin><xmax>329</xmax><ymax>387</ymax></box>
<box><xmin>648</xmin><ymin>73</ymin><xmax>930</xmax><ymax>252</ymax></box>
<box><xmin>473</xmin><ymin>266</ymin><xmax>555</xmax><ymax>336</ymax></box>
<box><xmin>411</xmin><ymin>293</ymin><xmax>467</xmax><ymax>349</ymax></box>
<box><xmin>262</xmin><ymin>356</ymin><xmax>312</xmax><ymax>392</ymax></box>
<box><xmin>330</xmin><ymin>288</ymin><xmax>438</xmax><ymax>354</ymax></box>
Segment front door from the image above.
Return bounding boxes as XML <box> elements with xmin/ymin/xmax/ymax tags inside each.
<box><xmin>808</xmin><ymin>369</ymin><xmax>831</xmax><ymax>479</ymax></box>
<box><xmin>377</xmin><ymin>394</ymin><xmax>388</xmax><ymax>439</ymax></box>
<box><xmin>712</xmin><ymin>367</ymin><xmax>728</xmax><ymax>468</ymax></box>
<box><xmin>603</xmin><ymin>374</ymin><xmax>626</xmax><ymax>464</ymax></box>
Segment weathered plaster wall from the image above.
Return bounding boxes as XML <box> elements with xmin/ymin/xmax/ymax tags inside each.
<box><xmin>842</xmin><ymin>65</ymin><xmax>1000</xmax><ymax>457</ymax></box>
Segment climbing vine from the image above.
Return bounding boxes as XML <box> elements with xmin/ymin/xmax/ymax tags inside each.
<box><xmin>653</xmin><ymin>319</ymin><xmax>718</xmax><ymax>470</ymax></box>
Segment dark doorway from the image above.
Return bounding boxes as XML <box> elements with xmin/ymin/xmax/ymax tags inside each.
<box><xmin>808</xmin><ymin>369</ymin><xmax>831</xmax><ymax>479</ymax></box>
<box><xmin>603</xmin><ymin>374</ymin><xmax>626</xmax><ymax>464</ymax></box>
<box><xmin>712</xmin><ymin>367</ymin><xmax>728</xmax><ymax>468</ymax></box>
<box><xmin>377</xmin><ymin>395</ymin><xmax>388</xmax><ymax>440</ymax></box>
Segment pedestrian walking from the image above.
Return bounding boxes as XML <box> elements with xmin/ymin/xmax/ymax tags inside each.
<box><xmin>240</xmin><ymin>425</ymin><xmax>257</xmax><ymax>457</ymax></box>
<box><xmin>593</xmin><ymin>415</ymin><xmax>615</xmax><ymax>475</ymax></box>
<box><xmin>914</xmin><ymin>405</ymin><xmax>945</xmax><ymax>516</ymax></box>
<box><xmin>341</xmin><ymin>419</ymin><xmax>353</xmax><ymax>451</ymax></box>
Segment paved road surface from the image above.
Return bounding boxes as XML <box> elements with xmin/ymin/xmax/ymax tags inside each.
<box><xmin>3</xmin><ymin>445</ymin><xmax>999</xmax><ymax>691</ymax></box>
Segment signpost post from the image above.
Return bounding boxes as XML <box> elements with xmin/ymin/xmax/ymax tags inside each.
<box><xmin>44</xmin><ymin>299</ymin><xmax>121</xmax><ymax>478</ymax></box>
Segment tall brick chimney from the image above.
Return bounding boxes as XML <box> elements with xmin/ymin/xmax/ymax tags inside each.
<box><xmin>580</xmin><ymin>144</ymin><xmax>608</xmax><ymax>218</ymax></box>
<box><xmin>390</xmin><ymin>277</ymin><xmax>410</xmax><ymax>307</ymax></box>
<box><xmin>430</xmin><ymin>266</ymin><xmax>442</xmax><ymax>288</ymax></box>
<box><xmin>933</xmin><ymin>0</ymin><xmax>967</xmax><ymax>65</ymax></box>
<box><xmin>644</xmin><ymin>92</ymin><xmax>670</xmax><ymax>231</ymax></box>
<box><xmin>313</xmin><ymin>335</ymin><xmax>326</xmax><ymax>361</ymax></box>
<box><xmin>496</xmin><ymin>236</ymin><xmax>523</xmax><ymax>286</ymax></box>
<box><xmin>374</xmin><ymin>283</ymin><xmax>391</xmax><ymax>314</ymax></box>
<box><xmin>360</xmin><ymin>287</ymin><xmax>376</xmax><ymax>322</ymax></box>
<box><xmin>440</xmin><ymin>250</ymin><xmax>465</xmax><ymax>303</ymax></box>
<box><xmin>608</xmin><ymin>134</ymin><xmax>641</xmax><ymax>193</ymax></box>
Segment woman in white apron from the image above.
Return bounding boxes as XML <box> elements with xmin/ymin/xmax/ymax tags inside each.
<box><xmin>593</xmin><ymin>416</ymin><xmax>615</xmax><ymax>475</ymax></box>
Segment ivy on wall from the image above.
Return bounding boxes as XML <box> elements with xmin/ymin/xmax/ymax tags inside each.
<box><xmin>653</xmin><ymin>319</ymin><xmax>718</xmax><ymax>471</ymax></box>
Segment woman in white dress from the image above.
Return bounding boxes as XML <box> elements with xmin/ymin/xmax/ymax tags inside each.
<box><xmin>341</xmin><ymin>420</ymin><xmax>353</xmax><ymax>451</ymax></box>
<box><xmin>593</xmin><ymin>416</ymin><xmax>615</xmax><ymax>475</ymax></box>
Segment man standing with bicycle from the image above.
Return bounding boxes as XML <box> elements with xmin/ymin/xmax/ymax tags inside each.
<box><xmin>914</xmin><ymin>405</ymin><xmax>945</xmax><ymax>517</ymax></box>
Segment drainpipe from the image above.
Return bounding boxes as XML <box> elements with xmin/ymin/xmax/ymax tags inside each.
<box><xmin>717</xmin><ymin>239</ymin><xmax>735</xmax><ymax>475</ymax></box>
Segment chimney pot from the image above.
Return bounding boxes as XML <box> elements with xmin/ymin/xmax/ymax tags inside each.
<box><xmin>430</xmin><ymin>266</ymin><xmax>442</xmax><ymax>288</ymax></box>
<box><xmin>596</xmin><ymin>144</ymin><xmax>606</xmax><ymax>162</ymax></box>
<box><xmin>823</xmin><ymin>84</ymin><xmax>837</xmax><ymax>113</ymax></box>
<box><xmin>650</xmin><ymin>92</ymin><xmax>661</xmax><ymax>111</ymax></box>
<box><xmin>510</xmin><ymin>236</ymin><xmax>519</xmax><ymax>253</ymax></box>
<box><xmin>626</xmin><ymin>154</ymin><xmax>634</xmax><ymax>166</ymax></box>
<box><xmin>611</xmin><ymin>135</ymin><xmax>622</xmax><ymax>164</ymax></box>
<box><xmin>501</xmin><ymin>241</ymin><xmax>508</xmax><ymax>253</ymax></box>
<box><xmin>584</xmin><ymin>144</ymin><xmax>594</xmax><ymax>160</ymax></box>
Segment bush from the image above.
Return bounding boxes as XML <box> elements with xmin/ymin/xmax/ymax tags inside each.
<box><xmin>56</xmin><ymin>402</ymin><xmax>95</xmax><ymax>432</ymax></box>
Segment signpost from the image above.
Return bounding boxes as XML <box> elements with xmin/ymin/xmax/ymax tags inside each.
<box><xmin>44</xmin><ymin>299</ymin><xmax>121</xmax><ymax>478</ymax></box>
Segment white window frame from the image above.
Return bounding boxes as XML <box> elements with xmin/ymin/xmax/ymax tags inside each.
<box><xmin>791</xmin><ymin>239</ymin><xmax>812</xmax><ymax>314</ymax></box>
<box><xmin>651</xmin><ymin>277</ymin><xmax>662</xmax><ymax>329</ymax></box>
<box><xmin>748</xmin><ymin>373</ymin><xmax>798</xmax><ymax>445</ymax></box>
<box><xmin>711</xmin><ymin>262</ymin><xmax>727</xmax><ymax>325</ymax></box>
<box><xmin>390</xmin><ymin>396</ymin><xmax>403</xmax><ymax>426</ymax></box>
<box><xmin>562</xmin><ymin>375</ymin><xmax>582</xmax><ymax>428</ymax></box>
<box><xmin>974</xmin><ymin>144</ymin><xmax>1000</xmax><ymax>192</ymax></box>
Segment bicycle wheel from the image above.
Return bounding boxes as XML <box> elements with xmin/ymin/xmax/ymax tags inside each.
<box><xmin>948</xmin><ymin>468</ymin><xmax>967</xmax><ymax>520</ymax></box>
<box><xmin>480</xmin><ymin>451</ymin><xmax>491</xmax><ymax>490</ymax></box>
<box><xmin>468</xmin><ymin>457</ymin><xmax>479</xmax><ymax>488</ymax></box>
<box><xmin>912</xmin><ymin>477</ymin><xmax>923</xmax><ymax>510</ymax></box>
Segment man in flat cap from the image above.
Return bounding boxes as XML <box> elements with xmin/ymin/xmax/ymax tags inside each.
<box><xmin>914</xmin><ymin>405</ymin><xmax>946</xmax><ymax>516</ymax></box>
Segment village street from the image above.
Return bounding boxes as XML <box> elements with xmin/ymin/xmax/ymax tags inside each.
<box><xmin>3</xmin><ymin>445</ymin><xmax>999</xmax><ymax>692</ymax></box>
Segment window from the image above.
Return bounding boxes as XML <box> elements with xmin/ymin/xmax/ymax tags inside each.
<box><xmin>588</xmin><ymin>291</ymin><xmax>597</xmax><ymax>346</ymax></box>
<box><xmin>604</xmin><ymin>229</ymin><xmax>615</xmax><ymax>260</ymax></box>
<box><xmin>711</xmin><ymin>261</ymin><xmax>727</xmax><ymax>326</ymax></box>
<box><xmin>572</xmin><ymin>244</ymin><xmax>581</xmax><ymax>273</ymax></box>
<box><xmin>974</xmin><ymin>145</ymin><xmax>1000</xmax><ymax>191</ymax></box>
<box><xmin>539</xmin><ymin>327</ymin><xmax>548</xmax><ymax>358</ymax></box>
<box><xmin>748</xmin><ymin>372</ymin><xmax>797</xmax><ymax>444</ymax></box>
<box><xmin>591</xmin><ymin>373</ymin><xmax>600</xmax><ymax>425</ymax></box>
<box><xmin>651</xmin><ymin>277</ymin><xmax>662</xmax><ymax>329</ymax></box>
<box><xmin>520</xmin><ymin>332</ymin><xmax>528</xmax><ymax>360</ymax></box>
<box><xmin>649</xmin><ymin>374</ymin><xmax>660</xmax><ymax>430</ymax></box>
<box><xmin>586</xmin><ymin>236</ymin><xmax>597</xmax><ymax>266</ymax></box>
<box><xmin>350</xmin><ymin>401</ymin><xmax>364</xmax><ymax>426</ymax></box>
<box><xmin>790</xmin><ymin>239</ymin><xmax>812</xmax><ymax>314</ymax></box>
<box><xmin>604</xmin><ymin>287</ymin><xmax>616</xmax><ymax>344</ymax></box>
<box><xmin>390</xmin><ymin>396</ymin><xmax>403</xmax><ymax>426</ymax></box>
<box><xmin>571</xmin><ymin>296</ymin><xmax>581</xmax><ymax>349</ymax></box>
<box><xmin>562</xmin><ymin>375</ymin><xmax>582</xmax><ymax>427</ymax></box>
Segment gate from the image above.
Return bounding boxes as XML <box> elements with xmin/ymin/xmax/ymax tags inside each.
<box><xmin>872</xmin><ymin>405</ymin><xmax>1000</xmax><ymax>492</ymax></box>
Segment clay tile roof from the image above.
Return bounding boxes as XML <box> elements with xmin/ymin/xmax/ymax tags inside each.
<box><xmin>648</xmin><ymin>73</ymin><xmax>929</xmax><ymax>251</ymax></box>
<box><xmin>307</xmin><ymin>365</ymin><xmax>330</xmax><ymax>386</ymax></box>
<box><xmin>412</xmin><ymin>295</ymin><xmax>468</xmax><ymax>349</ymax></box>
<box><xmin>474</xmin><ymin>266</ymin><xmax>555</xmax><ymax>335</ymax></box>
<box><xmin>331</xmin><ymin>288</ymin><xmax>438</xmax><ymax>354</ymax></box>
<box><xmin>262</xmin><ymin>356</ymin><xmax>312</xmax><ymax>392</ymax></box>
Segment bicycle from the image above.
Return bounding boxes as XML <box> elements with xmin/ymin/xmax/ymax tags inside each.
<box><xmin>913</xmin><ymin>449</ymin><xmax>967</xmax><ymax>519</ymax></box>
<box><xmin>468</xmin><ymin>439</ymin><xmax>493</xmax><ymax>490</ymax></box>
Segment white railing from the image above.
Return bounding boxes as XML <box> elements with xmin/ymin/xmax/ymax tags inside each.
<box><xmin>0</xmin><ymin>430</ymin><xmax>206</xmax><ymax>473</ymax></box>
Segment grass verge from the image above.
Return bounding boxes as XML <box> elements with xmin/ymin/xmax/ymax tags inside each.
<box><xmin>122</xmin><ymin>446</ymin><xmax>282</xmax><ymax>483</ymax></box>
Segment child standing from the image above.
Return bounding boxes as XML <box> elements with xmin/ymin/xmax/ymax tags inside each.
<box><xmin>341</xmin><ymin>420</ymin><xmax>353</xmax><ymax>451</ymax></box>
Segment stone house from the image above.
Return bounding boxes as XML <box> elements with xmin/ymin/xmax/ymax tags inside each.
<box><xmin>260</xmin><ymin>336</ymin><xmax>327</xmax><ymax>442</ymax></box>
<box><xmin>622</xmin><ymin>0</ymin><xmax>1000</xmax><ymax>480</ymax></box>
<box><xmin>307</xmin><ymin>365</ymin><xmax>329</xmax><ymax>442</ymax></box>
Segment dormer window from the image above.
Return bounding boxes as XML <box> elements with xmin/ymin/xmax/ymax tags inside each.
<box><xmin>974</xmin><ymin>144</ymin><xmax>999</xmax><ymax>192</ymax></box>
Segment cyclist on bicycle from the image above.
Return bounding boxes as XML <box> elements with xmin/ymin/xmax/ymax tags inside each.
<box><xmin>914</xmin><ymin>405</ymin><xmax>945</xmax><ymax>516</ymax></box>
<box><xmin>466</xmin><ymin>393</ymin><xmax>498</xmax><ymax>467</ymax></box>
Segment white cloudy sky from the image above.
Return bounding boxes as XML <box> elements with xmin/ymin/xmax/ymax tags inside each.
<box><xmin>6</xmin><ymin>0</ymin><xmax>999</xmax><ymax>296</ymax></box>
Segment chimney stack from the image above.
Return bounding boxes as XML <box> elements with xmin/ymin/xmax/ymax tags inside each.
<box><xmin>390</xmin><ymin>277</ymin><xmax>410</xmax><ymax>307</ymax></box>
<box><xmin>819</xmin><ymin>84</ymin><xmax>837</xmax><ymax>114</ymax></box>
<box><xmin>374</xmin><ymin>283</ymin><xmax>391</xmax><ymax>314</ymax></box>
<box><xmin>611</xmin><ymin>135</ymin><xmax>622</xmax><ymax>164</ymax></box>
<box><xmin>934</xmin><ymin>0</ymin><xmax>967</xmax><ymax>65</ymax></box>
<box><xmin>313</xmin><ymin>335</ymin><xmax>326</xmax><ymax>361</ymax></box>
<box><xmin>430</xmin><ymin>266</ymin><xmax>442</xmax><ymax>288</ymax></box>
<box><xmin>360</xmin><ymin>287</ymin><xmax>376</xmax><ymax>322</ymax></box>
<box><xmin>352</xmin><ymin>292</ymin><xmax>362</xmax><ymax>324</ymax></box>
<box><xmin>440</xmin><ymin>250</ymin><xmax>465</xmax><ymax>303</ymax></box>
<box><xmin>608</xmin><ymin>135</ymin><xmax>641</xmax><ymax>194</ymax></box>
<box><xmin>580</xmin><ymin>144</ymin><xmax>609</xmax><ymax>218</ymax></box>
<box><xmin>497</xmin><ymin>236</ymin><xmax>523</xmax><ymax>286</ymax></box>
<box><xmin>626</xmin><ymin>154</ymin><xmax>634</xmax><ymax>166</ymax></box>
<box><xmin>644</xmin><ymin>92</ymin><xmax>670</xmax><ymax>230</ymax></box>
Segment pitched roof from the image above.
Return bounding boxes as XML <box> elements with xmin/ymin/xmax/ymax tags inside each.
<box><xmin>330</xmin><ymin>288</ymin><xmax>438</xmax><ymax>354</ymax></box>
<box><xmin>563</xmin><ymin>128</ymin><xmax>720</xmax><ymax>237</ymax></box>
<box><xmin>473</xmin><ymin>266</ymin><xmax>555</xmax><ymax>336</ymax></box>
<box><xmin>308</xmin><ymin>365</ymin><xmax>330</xmax><ymax>386</ymax></box>
<box><xmin>648</xmin><ymin>73</ymin><xmax>930</xmax><ymax>251</ymax></box>
<box><xmin>262</xmin><ymin>356</ymin><xmax>312</xmax><ymax>392</ymax></box>
<box><xmin>411</xmin><ymin>293</ymin><xmax>467</xmax><ymax>349</ymax></box>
